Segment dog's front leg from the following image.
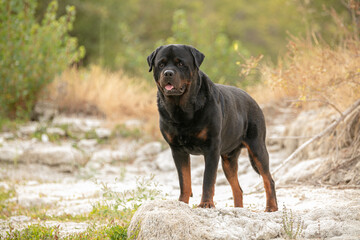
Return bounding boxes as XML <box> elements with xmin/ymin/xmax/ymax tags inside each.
<box><xmin>199</xmin><ymin>149</ymin><xmax>220</xmax><ymax>208</ymax></box>
<box><xmin>171</xmin><ymin>148</ymin><xmax>192</xmax><ymax>204</ymax></box>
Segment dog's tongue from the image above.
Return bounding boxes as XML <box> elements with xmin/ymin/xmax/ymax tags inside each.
<box><xmin>165</xmin><ymin>84</ymin><xmax>174</xmax><ymax>90</ymax></box>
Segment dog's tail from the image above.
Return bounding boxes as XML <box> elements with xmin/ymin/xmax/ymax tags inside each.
<box><xmin>248</xmin><ymin>154</ymin><xmax>260</xmax><ymax>175</ymax></box>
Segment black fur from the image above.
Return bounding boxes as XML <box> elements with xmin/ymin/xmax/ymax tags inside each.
<box><xmin>147</xmin><ymin>44</ymin><xmax>278</xmax><ymax>211</ymax></box>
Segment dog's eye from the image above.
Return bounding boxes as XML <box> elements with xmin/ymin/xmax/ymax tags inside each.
<box><xmin>159</xmin><ymin>63</ymin><xmax>165</xmax><ymax>68</ymax></box>
<box><xmin>177</xmin><ymin>62</ymin><xmax>183</xmax><ymax>67</ymax></box>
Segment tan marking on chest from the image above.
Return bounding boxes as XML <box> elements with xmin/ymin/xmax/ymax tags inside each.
<box><xmin>196</xmin><ymin>127</ymin><xmax>208</xmax><ymax>140</ymax></box>
<box><xmin>164</xmin><ymin>131</ymin><xmax>173</xmax><ymax>143</ymax></box>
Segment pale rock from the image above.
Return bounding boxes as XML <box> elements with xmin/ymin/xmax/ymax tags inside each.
<box><xmin>47</xmin><ymin>127</ymin><xmax>66</xmax><ymax>136</ymax></box>
<box><xmin>30</xmin><ymin>101</ymin><xmax>58</xmax><ymax>122</ymax></box>
<box><xmin>136</xmin><ymin>141</ymin><xmax>162</xmax><ymax>157</ymax></box>
<box><xmin>41</xmin><ymin>134</ymin><xmax>49</xmax><ymax>142</ymax></box>
<box><xmin>52</xmin><ymin>116</ymin><xmax>102</xmax><ymax>133</ymax></box>
<box><xmin>9</xmin><ymin>215</ymin><xmax>31</xmax><ymax>222</ymax></box>
<box><xmin>128</xmin><ymin>200</ymin><xmax>282</xmax><ymax>240</ymax></box>
<box><xmin>18</xmin><ymin>124</ymin><xmax>38</xmax><ymax>136</ymax></box>
<box><xmin>95</xmin><ymin>128</ymin><xmax>111</xmax><ymax>139</ymax></box>
<box><xmin>86</xmin><ymin>149</ymin><xmax>129</xmax><ymax>170</ymax></box>
<box><xmin>155</xmin><ymin>148</ymin><xmax>174</xmax><ymax>171</ymax></box>
<box><xmin>124</xmin><ymin>119</ymin><xmax>143</xmax><ymax>129</ymax></box>
<box><xmin>21</xmin><ymin>144</ymin><xmax>85</xmax><ymax>171</ymax></box>
<box><xmin>0</xmin><ymin>147</ymin><xmax>23</xmax><ymax>163</ymax></box>
<box><xmin>0</xmin><ymin>132</ymin><xmax>15</xmax><ymax>140</ymax></box>
<box><xmin>16</xmin><ymin>195</ymin><xmax>59</xmax><ymax>207</ymax></box>
<box><xmin>78</xmin><ymin>139</ymin><xmax>98</xmax><ymax>151</ymax></box>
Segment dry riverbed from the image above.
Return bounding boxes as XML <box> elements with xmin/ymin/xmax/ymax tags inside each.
<box><xmin>0</xmin><ymin>113</ymin><xmax>359</xmax><ymax>239</ymax></box>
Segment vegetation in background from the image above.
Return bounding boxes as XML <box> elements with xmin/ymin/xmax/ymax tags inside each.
<box><xmin>35</xmin><ymin>0</ymin><xmax>352</xmax><ymax>83</ymax></box>
<box><xmin>48</xmin><ymin>66</ymin><xmax>160</xmax><ymax>138</ymax></box>
<box><xmin>261</xmin><ymin>1</ymin><xmax>360</xmax><ymax>111</ymax></box>
<box><xmin>0</xmin><ymin>0</ymin><xmax>84</xmax><ymax>119</ymax></box>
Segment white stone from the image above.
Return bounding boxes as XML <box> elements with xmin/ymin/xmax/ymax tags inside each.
<box><xmin>21</xmin><ymin>144</ymin><xmax>85</xmax><ymax>168</ymax></box>
<box><xmin>78</xmin><ymin>139</ymin><xmax>98</xmax><ymax>151</ymax></box>
<box><xmin>18</xmin><ymin>124</ymin><xmax>38</xmax><ymax>135</ymax></box>
<box><xmin>41</xmin><ymin>134</ymin><xmax>49</xmax><ymax>142</ymax></box>
<box><xmin>128</xmin><ymin>200</ymin><xmax>282</xmax><ymax>240</ymax></box>
<box><xmin>9</xmin><ymin>215</ymin><xmax>31</xmax><ymax>222</ymax></box>
<box><xmin>136</xmin><ymin>141</ymin><xmax>162</xmax><ymax>157</ymax></box>
<box><xmin>47</xmin><ymin>127</ymin><xmax>66</xmax><ymax>136</ymax></box>
<box><xmin>0</xmin><ymin>132</ymin><xmax>15</xmax><ymax>139</ymax></box>
<box><xmin>124</xmin><ymin>119</ymin><xmax>143</xmax><ymax>128</ymax></box>
<box><xmin>86</xmin><ymin>149</ymin><xmax>129</xmax><ymax>170</ymax></box>
<box><xmin>155</xmin><ymin>148</ymin><xmax>174</xmax><ymax>171</ymax></box>
<box><xmin>95</xmin><ymin>128</ymin><xmax>111</xmax><ymax>139</ymax></box>
<box><xmin>52</xmin><ymin>116</ymin><xmax>102</xmax><ymax>133</ymax></box>
<box><xmin>0</xmin><ymin>147</ymin><xmax>23</xmax><ymax>163</ymax></box>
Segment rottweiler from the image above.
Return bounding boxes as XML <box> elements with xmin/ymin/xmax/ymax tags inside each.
<box><xmin>147</xmin><ymin>44</ymin><xmax>278</xmax><ymax>212</ymax></box>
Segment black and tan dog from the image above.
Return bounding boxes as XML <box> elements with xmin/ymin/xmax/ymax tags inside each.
<box><xmin>147</xmin><ymin>44</ymin><xmax>278</xmax><ymax>212</ymax></box>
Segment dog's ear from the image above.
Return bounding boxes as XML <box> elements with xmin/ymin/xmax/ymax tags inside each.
<box><xmin>147</xmin><ymin>46</ymin><xmax>162</xmax><ymax>72</ymax></box>
<box><xmin>189</xmin><ymin>46</ymin><xmax>205</xmax><ymax>69</ymax></box>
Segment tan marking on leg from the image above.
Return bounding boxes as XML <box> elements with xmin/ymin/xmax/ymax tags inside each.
<box><xmin>179</xmin><ymin>162</ymin><xmax>192</xmax><ymax>204</ymax></box>
<box><xmin>242</xmin><ymin>142</ymin><xmax>278</xmax><ymax>212</ymax></box>
<box><xmin>222</xmin><ymin>157</ymin><xmax>243</xmax><ymax>207</ymax></box>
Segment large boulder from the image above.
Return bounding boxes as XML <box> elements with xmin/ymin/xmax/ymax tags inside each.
<box><xmin>128</xmin><ymin>200</ymin><xmax>282</xmax><ymax>240</ymax></box>
<box><xmin>128</xmin><ymin>200</ymin><xmax>360</xmax><ymax>240</ymax></box>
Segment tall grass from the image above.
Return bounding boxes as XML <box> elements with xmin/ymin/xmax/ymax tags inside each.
<box><xmin>257</xmin><ymin>2</ymin><xmax>360</xmax><ymax>111</ymax></box>
<box><xmin>48</xmin><ymin>66</ymin><xmax>160</xmax><ymax>137</ymax></box>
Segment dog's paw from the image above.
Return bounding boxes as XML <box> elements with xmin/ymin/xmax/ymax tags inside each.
<box><xmin>198</xmin><ymin>201</ymin><xmax>215</xmax><ymax>208</ymax></box>
<box><xmin>265</xmin><ymin>205</ymin><xmax>278</xmax><ymax>212</ymax></box>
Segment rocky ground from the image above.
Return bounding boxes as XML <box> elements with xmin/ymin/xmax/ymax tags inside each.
<box><xmin>0</xmin><ymin>109</ymin><xmax>359</xmax><ymax>239</ymax></box>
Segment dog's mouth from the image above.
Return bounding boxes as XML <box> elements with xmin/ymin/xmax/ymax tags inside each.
<box><xmin>163</xmin><ymin>83</ymin><xmax>186</xmax><ymax>96</ymax></box>
<box><xmin>165</xmin><ymin>84</ymin><xmax>174</xmax><ymax>91</ymax></box>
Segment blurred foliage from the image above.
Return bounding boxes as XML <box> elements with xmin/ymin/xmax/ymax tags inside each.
<box><xmin>35</xmin><ymin>0</ymin><xmax>353</xmax><ymax>84</ymax></box>
<box><xmin>262</xmin><ymin>0</ymin><xmax>360</xmax><ymax>111</ymax></box>
<box><xmin>0</xmin><ymin>0</ymin><xmax>84</xmax><ymax>119</ymax></box>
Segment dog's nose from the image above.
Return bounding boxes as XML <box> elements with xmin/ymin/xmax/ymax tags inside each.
<box><xmin>164</xmin><ymin>70</ymin><xmax>175</xmax><ymax>77</ymax></box>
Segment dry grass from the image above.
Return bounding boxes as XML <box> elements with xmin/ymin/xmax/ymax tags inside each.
<box><xmin>260</xmin><ymin>36</ymin><xmax>360</xmax><ymax>111</ymax></box>
<box><xmin>248</xmin><ymin>3</ymin><xmax>360</xmax><ymax>186</ymax></box>
<box><xmin>47</xmin><ymin>66</ymin><xmax>160</xmax><ymax>137</ymax></box>
<box><xmin>253</xmin><ymin>1</ymin><xmax>360</xmax><ymax>110</ymax></box>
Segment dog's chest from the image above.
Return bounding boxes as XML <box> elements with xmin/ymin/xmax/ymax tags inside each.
<box><xmin>164</xmin><ymin>127</ymin><xmax>209</xmax><ymax>154</ymax></box>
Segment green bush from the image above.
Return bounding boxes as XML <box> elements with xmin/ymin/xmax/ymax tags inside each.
<box><xmin>0</xmin><ymin>0</ymin><xmax>85</xmax><ymax>119</ymax></box>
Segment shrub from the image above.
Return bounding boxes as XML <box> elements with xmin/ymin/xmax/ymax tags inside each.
<box><xmin>0</xmin><ymin>0</ymin><xmax>85</xmax><ymax>119</ymax></box>
<box><xmin>261</xmin><ymin>2</ymin><xmax>360</xmax><ymax>111</ymax></box>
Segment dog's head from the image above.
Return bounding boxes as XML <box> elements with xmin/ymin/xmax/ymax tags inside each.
<box><xmin>147</xmin><ymin>44</ymin><xmax>205</xmax><ymax>96</ymax></box>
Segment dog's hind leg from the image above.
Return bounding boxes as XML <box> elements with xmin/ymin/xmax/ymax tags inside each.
<box><xmin>221</xmin><ymin>148</ymin><xmax>243</xmax><ymax>207</ymax></box>
<box><xmin>243</xmin><ymin>140</ymin><xmax>278</xmax><ymax>212</ymax></box>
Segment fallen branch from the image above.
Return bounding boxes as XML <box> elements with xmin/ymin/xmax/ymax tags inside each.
<box><xmin>267</xmin><ymin>136</ymin><xmax>313</xmax><ymax>140</ymax></box>
<box><xmin>252</xmin><ymin>99</ymin><xmax>360</xmax><ymax>191</ymax></box>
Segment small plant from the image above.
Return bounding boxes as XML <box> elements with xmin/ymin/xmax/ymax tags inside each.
<box><xmin>100</xmin><ymin>174</ymin><xmax>161</xmax><ymax>212</ymax></box>
<box><xmin>90</xmin><ymin>175</ymin><xmax>162</xmax><ymax>226</ymax></box>
<box><xmin>0</xmin><ymin>186</ymin><xmax>16</xmax><ymax>218</ymax></box>
<box><xmin>106</xmin><ymin>224</ymin><xmax>128</xmax><ymax>240</ymax></box>
<box><xmin>111</xmin><ymin>124</ymin><xmax>142</xmax><ymax>140</ymax></box>
<box><xmin>281</xmin><ymin>204</ymin><xmax>304</xmax><ymax>239</ymax></box>
<box><xmin>5</xmin><ymin>223</ymin><xmax>61</xmax><ymax>240</ymax></box>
